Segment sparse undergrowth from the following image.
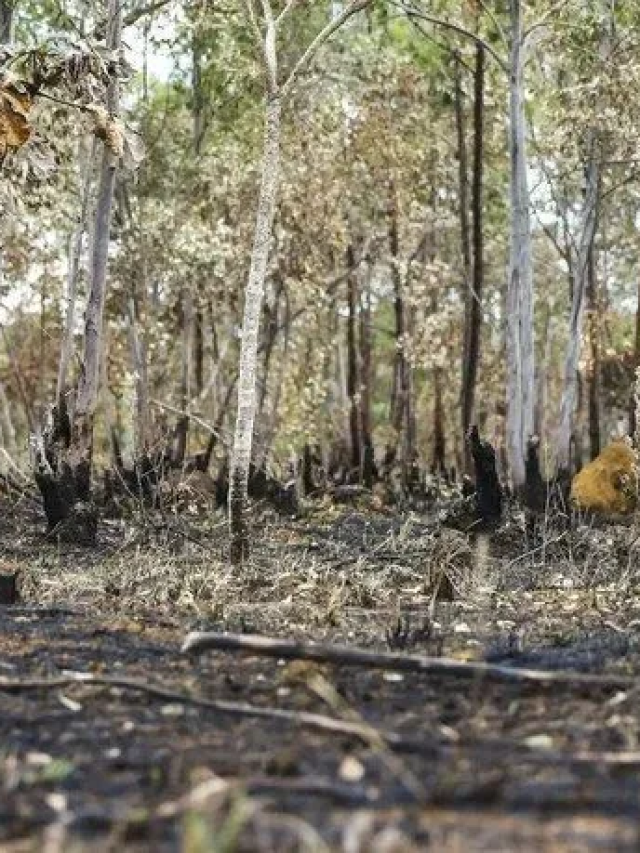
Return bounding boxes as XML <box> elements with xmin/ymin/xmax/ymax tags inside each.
<box><xmin>2</xmin><ymin>496</ymin><xmax>640</xmax><ymax>850</ymax></box>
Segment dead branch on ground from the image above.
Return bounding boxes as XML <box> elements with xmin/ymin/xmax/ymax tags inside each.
<box><xmin>181</xmin><ymin>631</ymin><xmax>636</xmax><ymax>692</ymax></box>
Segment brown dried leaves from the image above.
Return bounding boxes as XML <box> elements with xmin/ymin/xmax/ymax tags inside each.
<box><xmin>0</xmin><ymin>79</ymin><xmax>32</xmax><ymax>162</ymax></box>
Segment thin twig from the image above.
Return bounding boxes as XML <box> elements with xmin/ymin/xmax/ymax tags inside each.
<box><xmin>181</xmin><ymin>631</ymin><xmax>636</xmax><ymax>691</ymax></box>
<box><xmin>389</xmin><ymin>0</ymin><xmax>507</xmax><ymax>72</ymax></box>
<box><xmin>281</xmin><ymin>0</ymin><xmax>372</xmax><ymax>99</ymax></box>
<box><xmin>0</xmin><ymin>671</ymin><xmax>408</xmax><ymax>745</ymax></box>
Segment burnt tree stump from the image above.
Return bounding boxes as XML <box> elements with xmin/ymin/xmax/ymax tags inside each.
<box><xmin>33</xmin><ymin>400</ymin><xmax>98</xmax><ymax>545</ymax></box>
<box><xmin>467</xmin><ymin>425</ymin><xmax>503</xmax><ymax>524</ymax></box>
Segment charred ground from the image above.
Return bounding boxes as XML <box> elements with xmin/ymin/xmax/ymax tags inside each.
<box><xmin>1</xmin><ymin>490</ymin><xmax>640</xmax><ymax>851</ymax></box>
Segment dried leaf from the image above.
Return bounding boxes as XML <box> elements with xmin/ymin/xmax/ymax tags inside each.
<box><xmin>85</xmin><ymin>102</ymin><xmax>124</xmax><ymax>157</ymax></box>
<box><xmin>0</xmin><ymin>78</ymin><xmax>32</xmax><ymax>158</ymax></box>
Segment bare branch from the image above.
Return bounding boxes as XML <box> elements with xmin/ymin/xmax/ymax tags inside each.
<box><xmin>260</xmin><ymin>0</ymin><xmax>278</xmax><ymax>93</ymax></box>
<box><xmin>523</xmin><ymin>0</ymin><xmax>573</xmax><ymax>44</ymax></box>
<box><xmin>123</xmin><ymin>0</ymin><xmax>172</xmax><ymax>29</ymax></box>
<box><xmin>388</xmin><ymin>0</ymin><xmax>508</xmax><ymax>72</ymax></box>
<box><xmin>275</xmin><ymin>0</ymin><xmax>298</xmax><ymax>29</ymax></box>
<box><xmin>281</xmin><ymin>0</ymin><xmax>372</xmax><ymax>99</ymax></box>
<box><xmin>181</xmin><ymin>632</ymin><xmax>636</xmax><ymax>691</ymax></box>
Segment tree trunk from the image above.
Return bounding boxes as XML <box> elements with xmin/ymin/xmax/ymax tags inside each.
<box><xmin>346</xmin><ymin>243</ymin><xmax>361</xmax><ymax>473</ymax></box>
<box><xmin>555</xmin><ymin>142</ymin><xmax>601</xmax><ymax>474</ymax></box>
<box><xmin>461</xmin><ymin>45</ymin><xmax>485</xmax><ymax>469</ymax></box>
<box><xmin>34</xmin><ymin>0</ymin><xmax>121</xmax><ymax>542</ymax></box>
<box><xmin>0</xmin><ymin>0</ymin><xmax>14</xmax><ymax>44</ymax></box>
<box><xmin>0</xmin><ymin>377</ymin><xmax>16</xmax><ymax>458</ymax></box>
<box><xmin>359</xmin><ymin>264</ymin><xmax>374</xmax><ymax>488</ymax></box>
<box><xmin>505</xmin><ymin>0</ymin><xmax>535</xmax><ymax>492</ymax></box>
<box><xmin>57</xmin><ymin>138</ymin><xmax>94</xmax><ymax>406</ymax></box>
<box><xmin>127</xmin><ymin>292</ymin><xmax>150</xmax><ymax>459</ymax></box>
<box><xmin>630</xmin><ymin>273</ymin><xmax>640</xmax><ymax>439</ymax></box>
<box><xmin>384</xmin><ymin>179</ymin><xmax>410</xmax><ymax>483</ymax></box>
<box><xmin>174</xmin><ymin>288</ymin><xmax>194</xmax><ymax>467</ymax></box>
<box><xmin>229</xmin><ymin>94</ymin><xmax>281</xmax><ymax>564</ymax></box>
<box><xmin>586</xmin><ymin>248</ymin><xmax>601</xmax><ymax>459</ymax></box>
<box><xmin>432</xmin><ymin>366</ymin><xmax>446</xmax><ymax>476</ymax></box>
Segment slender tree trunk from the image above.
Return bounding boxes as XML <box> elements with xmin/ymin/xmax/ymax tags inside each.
<box><xmin>0</xmin><ymin>377</ymin><xmax>16</xmax><ymax>458</ymax></box>
<box><xmin>0</xmin><ymin>0</ymin><xmax>14</xmax><ymax>44</ymax></box>
<box><xmin>127</xmin><ymin>292</ymin><xmax>150</xmax><ymax>458</ymax></box>
<box><xmin>359</xmin><ymin>265</ymin><xmax>374</xmax><ymax>487</ymax></box>
<box><xmin>432</xmin><ymin>367</ymin><xmax>446</xmax><ymax>476</ymax></box>
<box><xmin>555</xmin><ymin>142</ymin><xmax>601</xmax><ymax>474</ymax></box>
<box><xmin>346</xmin><ymin>243</ymin><xmax>361</xmax><ymax>473</ymax></box>
<box><xmin>174</xmin><ymin>289</ymin><xmax>194</xmax><ymax>467</ymax></box>
<box><xmin>453</xmin><ymin>50</ymin><xmax>471</xmax><ymax>286</ymax></box>
<box><xmin>229</xmin><ymin>94</ymin><xmax>281</xmax><ymax>564</ymax></box>
<box><xmin>192</xmin><ymin>30</ymin><xmax>205</xmax><ymax>155</ymax></box>
<box><xmin>194</xmin><ymin>310</ymin><xmax>205</xmax><ymax>398</ymax></box>
<box><xmin>385</xmin><ymin>179</ymin><xmax>410</xmax><ymax>483</ymax></box>
<box><xmin>630</xmin><ymin>271</ymin><xmax>640</xmax><ymax>439</ymax></box>
<box><xmin>506</xmin><ymin>0</ymin><xmax>535</xmax><ymax>491</ymax></box>
<box><xmin>57</xmin><ymin>138</ymin><xmax>94</xmax><ymax>406</ymax></box>
<box><xmin>462</xmin><ymin>45</ymin><xmax>485</xmax><ymax>459</ymax></box>
<box><xmin>586</xmin><ymin>248</ymin><xmax>601</xmax><ymax>459</ymax></box>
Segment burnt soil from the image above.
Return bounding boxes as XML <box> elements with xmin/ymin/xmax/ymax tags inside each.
<box><xmin>2</xmin><ymin>494</ymin><xmax>640</xmax><ymax>851</ymax></box>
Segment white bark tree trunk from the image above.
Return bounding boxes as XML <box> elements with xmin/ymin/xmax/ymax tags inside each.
<box><xmin>505</xmin><ymin>0</ymin><xmax>535</xmax><ymax>491</ymax></box>
<box><xmin>57</xmin><ymin>138</ymin><xmax>94</xmax><ymax>405</ymax></box>
<box><xmin>69</xmin><ymin>0</ymin><xmax>121</xmax><ymax>492</ymax></box>
<box><xmin>229</xmin><ymin>93</ymin><xmax>281</xmax><ymax>563</ymax></box>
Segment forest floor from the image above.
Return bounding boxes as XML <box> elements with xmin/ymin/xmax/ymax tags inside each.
<box><xmin>2</xmin><ymin>490</ymin><xmax>640</xmax><ymax>851</ymax></box>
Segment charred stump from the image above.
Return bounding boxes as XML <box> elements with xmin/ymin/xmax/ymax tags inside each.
<box><xmin>467</xmin><ymin>425</ymin><xmax>502</xmax><ymax>524</ymax></box>
<box><xmin>33</xmin><ymin>400</ymin><xmax>98</xmax><ymax>545</ymax></box>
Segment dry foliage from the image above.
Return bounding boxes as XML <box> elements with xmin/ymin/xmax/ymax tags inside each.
<box><xmin>0</xmin><ymin>77</ymin><xmax>32</xmax><ymax>161</ymax></box>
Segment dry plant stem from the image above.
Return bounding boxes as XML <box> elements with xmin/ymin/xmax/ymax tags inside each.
<box><xmin>181</xmin><ymin>631</ymin><xmax>635</xmax><ymax>691</ymax></box>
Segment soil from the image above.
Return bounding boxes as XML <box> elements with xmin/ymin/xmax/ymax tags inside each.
<box><xmin>1</xmin><ymin>493</ymin><xmax>640</xmax><ymax>851</ymax></box>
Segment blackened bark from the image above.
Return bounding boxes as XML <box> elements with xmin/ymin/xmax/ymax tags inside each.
<box><xmin>524</xmin><ymin>435</ymin><xmax>546</xmax><ymax>513</ymax></box>
<box><xmin>468</xmin><ymin>425</ymin><xmax>502</xmax><ymax>523</ymax></box>
<box><xmin>194</xmin><ymin>309</ymin><xmax>205</xmax><ymax>398</ymax></box>
<box><xmin>34</xmin><ymin>399</ymin><xmax>97</xmax><ymax>544</ymax></box>
<box><xmin>432</xmin><ymin>367</ymin><xmax>446</xmax><ymax>476</ymax></box>
<box><xmin>586</xmin><ymin>247</ymin><xmax>601</xmax><ymax>458</ymax></box>
<box><xmin>462</xmin><ymin>45</ymin><xmax>485</xmax><ymax>467</ymax></box>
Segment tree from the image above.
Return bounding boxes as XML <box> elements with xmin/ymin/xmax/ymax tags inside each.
<box><xmin>35</xmin><ymin>0</ymin><xmax>122</xmax><ymax>542</ymax></box>
<box><xmin>229</xmin><ymin>0</ymin><xmax>371</xmax><ymax>564</ymax></box>
<box><xmin>505</xmin><ymin>0</ymin><xmax>535</xmax><ymax>492</ymax></box>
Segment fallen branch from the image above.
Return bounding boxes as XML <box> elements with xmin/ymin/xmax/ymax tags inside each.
<box><xmin>181</xmin><ymin>632</ymin><xmax>636</xmax><ymax>691</ymax></box>
<box><xmin>0</xmin><ymin>671</ymin><xmax>410</xmax><ymax>748</ymax></box>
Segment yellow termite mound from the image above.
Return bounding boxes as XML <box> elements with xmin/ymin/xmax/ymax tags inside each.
<box><xmin>571</xmin><ymin>438</ymin><xmax>638</xmax><ymax>515</ymax></box>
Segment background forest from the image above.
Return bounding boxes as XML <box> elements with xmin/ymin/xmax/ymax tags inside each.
<box><xmin>2</xmin><ymin>0</ymin><xmax>640</xmax><ymax>529</ymax></box>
